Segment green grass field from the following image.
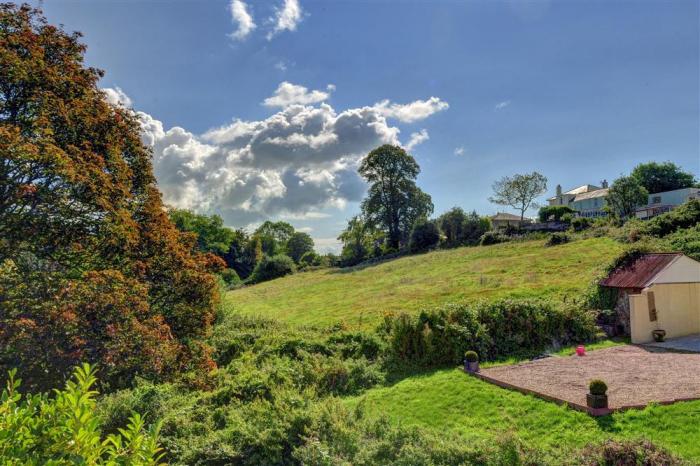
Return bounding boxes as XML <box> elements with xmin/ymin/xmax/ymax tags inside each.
<box><xmin>226</xmin><ymin>237</ymin><xmax>623</xmax><ymax>327</ymax></box>
<box><xmin>345</xmin><ymin>363</ymin><xmax>700</xmax><ymax>461</ymax></box>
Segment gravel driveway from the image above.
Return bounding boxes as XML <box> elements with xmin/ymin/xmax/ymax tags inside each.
<box><xmin>479</xmin><ymin>345</ymin><xmax>700</xmax><ymax>410</ymax></box>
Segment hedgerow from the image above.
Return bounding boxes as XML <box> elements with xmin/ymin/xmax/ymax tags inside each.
<box><xmin>382</xmin><ymin>299</ymin><xmax>597</xmax><ymax>367</ymax></box>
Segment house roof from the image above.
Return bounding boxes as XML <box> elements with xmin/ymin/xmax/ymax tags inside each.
<box><xmin>491</xmin><ymin>212</ymin><xmax>523</xmax><ymax>221</ymax></box>
<box><xmin>573</xmin><ymin>188</ymin><xmax>609</xmax><ymax>201</ymax></box>
<box><xmin>600</xmin><ymin>253</ymin><xmax>683</xmax><ymax>289</ymax></box>
<box><xmin>565</xmin><ymin>184</ymin><xmax>600</xmax><ymax>195</ymax></box>
<box><xmin>548</xmin><ymin>184</ymin><xmax>601</xmax><ymax>201</ymax></box>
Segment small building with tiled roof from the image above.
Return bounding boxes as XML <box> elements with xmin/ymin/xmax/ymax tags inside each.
<box><xmin>600</xmin><ymin>253</ymin><xmax>700</xmax><ymax>343</ymax></box>
<box><xmin>490</xmin><ymin>212</ymin><xmax>532</xmax><ymax>231</ymax></box>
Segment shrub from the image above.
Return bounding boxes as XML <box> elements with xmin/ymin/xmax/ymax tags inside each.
<box><xmin>546</xmin><ymin>233</ymin><xmax>570</xmax><ymax>247</ymax></box>
<box><xmin>299</xmin><ymin>251</ymin><xmax>323</xmax><ymax>268</ymax></box>
<box><xmin>665</xmin><ymin>224</ymin><xmax>700</xmax><ymax>261</ymax></box>
<box><xmin>589</xmin><ymin>379</ymin><xmax>607</xmax><ymax>395</ymax></box>
<box><xmin>570</xmin><ymin>216</ymin><xmax>592</xmax><ymax>232</ymax></box>
<box><xmin>408</xmin><ymin>219</ymin><xmax>441</xmax><ymax>252</ymax></box>
<box><xmin>0</xmin><ymin>364</ymin><xmax>164</xmax><ymax>464</ymax></box>
<box><xmin>639</xmin><ymin>199</ymin><xmax>700</xmax><ymax>238</ymax></box>
<box><xmin>539</xmin><ymin>205</ymin><xmax>575</xmax><ymax>222</ymax></box>
<box><xmin>249</xmin><ymin>254</ymin><xmax>296</xmax><ymax>283</ymax></box>
<box><xmin>219</xmin><ymin>268</ymin><xmax>241</xmax><ymax>287</ymax></box>
<box><xmin>464</xmin><ymin>350</ymin><xmax>479</xmax><ymax>362</ymax></box>
<box><xmin>480</xmin><ymin>231</ymin><xmax>509</xmax><ymax>246</ymax></box>
<box><xmin>560</xmin><ymin>213</ymin><xmax>574</xmax><ymax>224</ymax></box>
<box><xmin>578</xmin><ymin>439</ymin><xmax>683</xmax><ymax>466</ymax></box>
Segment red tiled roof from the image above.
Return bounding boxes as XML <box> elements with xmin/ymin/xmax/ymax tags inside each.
<box><xmin>600</xmin><ymin>253</ymin><xmax>682</xmax><ymax>289</ymax></box>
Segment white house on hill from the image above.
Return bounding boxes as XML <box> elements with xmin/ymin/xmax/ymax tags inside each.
<box><xmin>548</xmin><ymin>182</ymin><xmax>698</xmax><ymax>220</ymax></box>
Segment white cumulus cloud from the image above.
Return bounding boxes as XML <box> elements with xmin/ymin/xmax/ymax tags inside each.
<box><xmin>102</xmin><ymin>87</ymin><xmax>132</xmax><ymax>107</ymax></box>
<box><xmin>229</xmin><ymin>0</ymin><xmax>256</xmax><ymax>41</ymax></box>
<box><xmin>263</xmin><ymin>82</ymin><xmax>333</xmax><ymax>108</ymax></box>
<box><xmin>374</xmin><ymin>97</ymin><xmax>449</xmax><ymax>123</ymax></box>
<box><xmin>113</xmin><ymin>84</ymin><xmax>446</xmax><ymax>229</ymax></box>
<box><xmin>267</xmin><ymin>0</ymin><xmax>303</xmax><ymax>40</ymax></box>
<box><xmin>405</xmin><ymin>129</ymin><xmax>429</xmax><ymax>151</ymax></box>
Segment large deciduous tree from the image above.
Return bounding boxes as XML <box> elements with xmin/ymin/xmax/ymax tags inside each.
<box><xmin>254</xmin><ymin>220</ymin><xmax>295</xmax><ymax>256</ymax></box>
<box><xmin>359</xmin><ymin>145</ymin><xmax>433</xmax><ymax>249</ymax></box>
<box><xmin>286</xmin><ymin>231</ymin><xmax>315</xmax><ymax>263</ymax></box>
<box><xmin>606</xmin><ymin>176</ymin><xmax>648</xmax><ymax>219</ymax></box>
<box><xmin>489</xmin><ymin>172</ymin><xmax>548</xmax><ymax>221</ymax></box>
<box><xmin>0</xmin><ymin>4</ymin><xmax>222</xmax><ymax>390</ymax></box>
<box><xmin>630</xmin><ymin>161</ymin><xmax>696</xmax><ymax>194</ymax></box>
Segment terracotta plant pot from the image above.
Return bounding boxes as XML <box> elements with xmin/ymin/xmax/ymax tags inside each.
<box><xmin>586</xmin><ymin>393</ymin><xmax>608</xmax><ymax>409</ymax></box>
<box><xmin>652</xmin><ymin>329</ymin><xmax>666</xmax><ymax>342</ymax></box>
<box><xmin>464</xmin><ymin>361</ymin><xmax>479</xmax><ymax>373</ymax></box>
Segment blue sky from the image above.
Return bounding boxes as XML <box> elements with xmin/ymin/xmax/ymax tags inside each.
<box><xmin>37</xmin><ymin>0</ymin><xmax>699</xmax><ymax>251</ymax></box>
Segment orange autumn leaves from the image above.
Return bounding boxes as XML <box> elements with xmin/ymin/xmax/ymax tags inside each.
<box><xmin>0</xmin><ymin>4</ymin><xmax>223</xmax><ymax>390</ymax></box>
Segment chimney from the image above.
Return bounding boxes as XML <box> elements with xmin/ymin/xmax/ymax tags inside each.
<box><xmin>556</xmin><ymin>184</ymin><xmax>562</xmax><ymax>196</ymax></box>
<box><xmin>601</xmin><ymin>179</ymin><xmax>608</xmax><ymax>189</ymax></box>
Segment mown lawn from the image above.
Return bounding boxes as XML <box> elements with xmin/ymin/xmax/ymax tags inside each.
<box><xmin>225</xmin><ymin>237</ymin><xmax>623</xmax><ymax>328</ymax></box>
<box><xmin>345</xmin><ymin>365</ymin><xmax>700</xmax><ymax>461</ymax></box>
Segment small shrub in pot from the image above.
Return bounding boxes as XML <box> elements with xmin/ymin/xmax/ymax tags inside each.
<box><xmin>464</xmin><ymin>350</ymin><xmax>479</xmax><ymax>373</ymax></box>
<box><xmin>587</xmin><ymin>379</ymin><xmax>608</xmax><ymax>409</ymax></box>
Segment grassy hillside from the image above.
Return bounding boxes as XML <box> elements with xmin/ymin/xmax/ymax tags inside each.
<box><xmin>345</xmin><ymin>366</ymin><xmax>700</xmax><ymax>461</ymax></box>
<box><xmin>225</xmin><ymin>237</ymin><xmax>623</xmax><ymax>327</ymax></box>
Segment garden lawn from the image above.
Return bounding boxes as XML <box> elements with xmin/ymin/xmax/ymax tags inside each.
<box><xmin>345</xmin><ymin>367</ymin><xmax>700</xmax><ymax>461</ymax></box>
<box><xmin>225</xmin><ymin>237</ymin><xmax>623</xmax><ymax>328</ymax></box>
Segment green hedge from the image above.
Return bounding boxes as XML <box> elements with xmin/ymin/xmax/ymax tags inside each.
<box><xmin>383</xmin><ymin>299</ymin><xmax>597</xmax><ymax>366</ymax></box>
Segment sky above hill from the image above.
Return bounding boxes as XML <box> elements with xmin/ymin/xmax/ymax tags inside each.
<box><xmin>36</xmin><ymin>0</ymin><xmax>699</xmax><ymax>251</ymax></box>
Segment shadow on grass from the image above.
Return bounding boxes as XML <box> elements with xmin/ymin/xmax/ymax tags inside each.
<box><xmin>594</xmin><ymin>415</ymin><xmax>621</xmax><ymax>433</ymax></box>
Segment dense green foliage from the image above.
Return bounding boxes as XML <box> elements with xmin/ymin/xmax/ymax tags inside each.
<box><xmin>638</xmin><ymin>199</ymin><xmax>700</xmax><ymax>238</ymax></box>
<box><xmin>98</xmin><ymin>316</ymin><xmax>387</xmax><ymax>464</ymax></box>
<box><xmin>545</xmin><ymin>232</ymin><xmax>569</xmax><ymax>246</ymax></box>
<box><xmin>169</xmin><ymin>209</ymin><xmax>236</xmax><ymax>256</ymax></box>
<box><xmin>254</xmin><ymin>221</ymin><xmax>296</xmax><ymax>256</ymax></box>
<box><xmin>249</xmin><ymin>254</ymin><xmax>297</xmax><ymax>283</ymax></box>
<box><xmin>605</xmin><ymin>175</ymin><xmax>648</xmax><ymax>218</ymax></box>
<box><xmin>631</xmin><ymin>161</ymin><xmax>696</xmax><ymax>194</ymax></box>
<box><xmin>618</xmin><ymin>200</ymin><xmax>700</xmax><ymax>260</ymax></box>
<box><xmin>0</xmin><ymin>4</ymin><xmax>221</xmax><ymax>390</ymax></box>
<box><xmin>0</xmin><ymin>364</ymin><xmax>163</xmax><ymax>465</ymax></box>
<box><xmin>408</xmin><ymin>219</ymin><xmax>441</xmax><ymax>252</ymax></box>
<box><xmin>359</xmin><ymin>145</ymin><xmax>434</xmax><ymax>249</ymax></box>
<box><xmin>437</xmin><ymin>207</ymin><xmax>490</xmax><ymax>247</ymax></box>
<box><xmin>480</xmin><ymin>231</ymin><xmax>509</xmax><ymax>246</ymax></box>
<box><xmin>538</xmin><ymin>205</ymin><xmax>575</xmax><ymax>222</ymax></box>
<box><xmin>570</xmin><ymin>216</ymin><xmax>592</xmax><ymax>231</ymax></box>
<box><xmin>382</xmin><ymin>299</ymin><xmax>597</xmax><ymax>367</ymax></box>
<box><xmin>286</xmin><ymin>231</ymin><xmax>315</xmax><ymax>263</ymax></box>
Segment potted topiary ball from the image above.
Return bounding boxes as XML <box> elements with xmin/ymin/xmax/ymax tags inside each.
<box><xmin>586</xmin><ymin>379</ymin><xmax>608</xmax><ymax>409</ymax></box>
<box><xmin>464</xmin><ymin>351</ymin><xmax>479</xmax><ymax>373</ymax></box>
<box><xmin>652</xmin><ymin>329</ymin><xmax>666</xmax><ymax>342</ymax></box>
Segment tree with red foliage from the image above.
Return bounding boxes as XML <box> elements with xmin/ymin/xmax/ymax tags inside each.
<box><xmin>0</xmin><ymin>4</ymin><xmax>223</xmax><ymax>390</ymax></box>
